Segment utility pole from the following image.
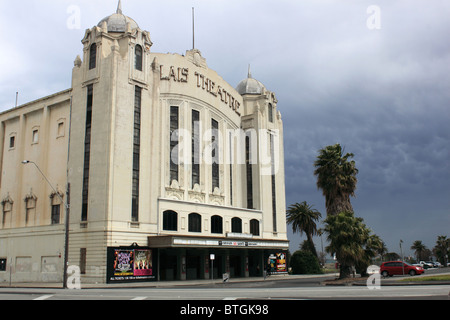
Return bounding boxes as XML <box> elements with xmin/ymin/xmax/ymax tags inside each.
<box><xmin>192</xmin><ymin>7</ymin><xmax>195</xmax><ymax>49</ymax></box>
<box><xmin>22</xmin><ymin>160</ymin><xmax>70</xmax><ymax>288</ymax></box>
<box><xmin>400</xmin><ymin>239</ymin><xmax>405</xmax><ymax>275</ymax></box>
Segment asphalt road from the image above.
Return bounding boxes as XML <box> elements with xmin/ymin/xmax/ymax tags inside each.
<box><xmin>0</xmin><ymin>284</ymin><xmax>448</xmax><ymax>300</ymax></box>
<box><xmin>0</xmin><ymin>267</ymin><xmax>449</xmax><ymax>302</ymax></box>
<box><xmin>0</xmin><ymin>271</ymin><xmax>449</xmax><ymax>301</ymax></box>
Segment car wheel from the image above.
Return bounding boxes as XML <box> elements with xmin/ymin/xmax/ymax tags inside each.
<box><xmin>381</xmin><ymin>270</ymin><xmax>389</xmax><ymax>277</ymax></box>
<box><xmin>409</xmin><ymin>270</ymin><xmax>416</xmax><ymax>276</ymax></box>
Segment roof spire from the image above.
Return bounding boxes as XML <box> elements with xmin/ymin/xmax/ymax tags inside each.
<box><xmin>248</xmin><ymin>64</ymin><xmax>252</xmax><ymax>78</ymax></box>
<box><xmin>117</xmin><ymin>0</ymin><xmax>123</xmax><ymax>14</ymax></box>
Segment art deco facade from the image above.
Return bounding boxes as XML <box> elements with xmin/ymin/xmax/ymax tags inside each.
<box><xmin>0</xmin><ymin>4</ymin><xmax>288</xmax><ymax>284</ymax></box>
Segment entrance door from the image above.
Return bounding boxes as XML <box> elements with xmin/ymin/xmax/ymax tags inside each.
<box><xmin>211</xmin><ymin>254</ymin><xmax>223</xmax><ymax>279</ymax></box>
<box><xmin>248</xmin><ymin>250</ymin><xmax>263</xmax><ymax>277</ymax></box>
<box><xmin>160</xmin><ymin>251</ymin><xmax>177</xmax><ymax>281</ymax></box>
<box><xmin>229</xmin><ymin>255</ymin><xmax>242</xmax><ymax>277</ymax></box>
<box><xmin>186</xmin><ymin>255</ymin><xmax>201</xmax><ymax>280</ymax></box>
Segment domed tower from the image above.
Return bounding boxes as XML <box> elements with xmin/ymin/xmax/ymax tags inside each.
<box><xmin>68</xmin><ymin>1</ymin><xmax>158</xmax><ymax>283</ymax></box>
<box><xmin>97</xmin><ymin>1</ymin><xmax>140</xmax><ymax>33</ymax></box>
<box><xmin>236</xmin><ymin>66</ymin><xmax>286</xmax><ymax>238</ymax></box>
<box><xmin>236</xmin><ymin>68</ymin><xmax>265</xmax><ymax>96</ymax></box>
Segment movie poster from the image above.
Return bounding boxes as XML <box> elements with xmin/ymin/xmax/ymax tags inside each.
<box><xmin>113</xmin><ymin>250</ymin><xmax>134</xmax><ymax>276</ymax></box>
<box><xmin>276</xmin><ymin>252</ymin><xmax>287</xmax><ymax>273</ymax></box>
<box><xmin>107</xmin><ymin>247</ymin><xmax>156</xmax><ymax>283</ymax></box>
<box><xmin>267</xmin><ymin>252</ymin><xmax>288</xmax><ymax>274</ymax></box>
<box><xmin>134</xmin><ymin>249</ymin><xmax>152</xmax><ymax>276</ymax></box>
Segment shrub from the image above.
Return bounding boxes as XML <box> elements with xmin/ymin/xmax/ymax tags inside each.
<box><xmin>290</xmin><ymin>250</ymin><xmax>322</xmax><ymax>274</ymax></box>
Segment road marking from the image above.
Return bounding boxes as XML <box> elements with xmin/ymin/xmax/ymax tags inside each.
<box><xmin>131</xmin><ymin>296</ymin><xmax>147</xmax><ymax>300</ymax></box>
<box><xmin>34</xmin><ymin>295</ymin><xmax>54</xmax><ymax>300</ymax></box>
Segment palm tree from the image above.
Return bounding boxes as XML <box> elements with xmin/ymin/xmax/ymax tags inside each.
<box><xmin>377</xmin><ymin>240</ymin><xmax>389</xmax><ymax>262</ymax></box>
<box><xmin>356</xmin><ymin>234</ymin><xmax>385</xmax><ymax>276</ymax></box>
<box><xmin>286</xmin><ymin>201</ymin><xmax>322</xmax><ymax>257</ymax></box>
<box><xmin>411</xmin><ymin>240</ymin><xmax>426</xmax><ymax>262</ymax></box>
<box><xmin>433</xmin><ymin>236</ymin><xmax>449</xmax><ymax>266</ymax></box>
<box><xmin>323</xmin><ymin>211</ymin><xmax>369</xmax><ymax>279</ymax></box>
<box><xmin>313</xmin><ymin>144</ymin><xmax>358</xmax><ymax>217</ymax></box>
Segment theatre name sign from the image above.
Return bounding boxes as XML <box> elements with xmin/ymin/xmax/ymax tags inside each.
<box><xmin>150</xmin><ymin>234</ymin><xmax>290</xmax><ymax>249</ymax></box>
<box><xmin>159</xmin><ymin>65</ymin><xmax>242</xmax><ymax>116</ymax></box>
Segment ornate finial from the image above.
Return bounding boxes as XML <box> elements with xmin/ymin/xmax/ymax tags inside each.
<box><xmin>74</xmin><ymin>55</ymin><xmax>82</xmax><ymax>68</ymax></box>
<box><xmin>117</xmin><ymin>0</ymin><xmax>123</xmax><ymax>14</ymax></box>
<box><xmin>248</xmin><ymin>64</ymin><xmax>252</xmax><ymax>78</ymax></box>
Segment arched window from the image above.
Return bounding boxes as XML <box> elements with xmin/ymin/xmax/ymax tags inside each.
<box><xmin>188</xmin><ymin>213</ymin><xmax>201</xmax><ymax>233</ymax></box>
<box><xmin>163</xmin><ymin>210</ymin><xmax>177</xmax><ymax>231</ymax></box>
<box><xmin>231</xmin><ymin>217</ymin><xmax>242</xmax><ymax>233</ymax></box>
<box><xmin>211</xmin><ymin>215</ymin><xmax>223</xmax><ymax>234</ymax></box>
<box><xmin>250</xmin><ymin>219</ymin><xmax>260</xmax><ymax>236</ymax></box>
<box><xmin>89</xmin><ymin>43</ymin><xmax>97</xmax><ymax>70</ymax></box>
<box><xmin>135</xmin><ymin>45</ymin><xmax>143</xmax><ymax>71</ymax></box>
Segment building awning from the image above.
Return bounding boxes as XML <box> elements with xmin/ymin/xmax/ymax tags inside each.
<box><xmin>147</xmin><ymin>235</ymin><xmax>289</xmax><ymax>250</ymax></box>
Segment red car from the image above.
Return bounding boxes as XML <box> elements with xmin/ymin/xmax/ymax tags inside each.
<box><xmin>380</xmin><ymin>261</ymin><xmax>424</xmax><ymax>277</ymax></box>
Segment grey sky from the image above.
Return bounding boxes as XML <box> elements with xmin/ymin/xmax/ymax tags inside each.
<box><xmin>0</xmin><ymin>0</ymin><xmax>449</xmax><ymax>257</ymax></box>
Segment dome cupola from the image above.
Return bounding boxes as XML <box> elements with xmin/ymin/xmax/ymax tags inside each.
<box><xmin>236</xmin><ymin>66</ymin><xmax>265</xmax><ymax>96</ymax></box>
<box><xmin>97</xmin><ymin>0</ymin><xmax>139</xmax><ymax>33</ymax></box>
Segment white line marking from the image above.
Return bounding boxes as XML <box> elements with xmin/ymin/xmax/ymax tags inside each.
<box><xmin>34</xmin><ymin>295</ymin><xmax>54</xmax><ymax>300</ymax></box>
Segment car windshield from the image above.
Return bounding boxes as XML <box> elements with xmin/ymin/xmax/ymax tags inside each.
<box><xmin>403</xmin><ymin>262</ymin><xmax>412</xmax><ymax>266</ymax></box>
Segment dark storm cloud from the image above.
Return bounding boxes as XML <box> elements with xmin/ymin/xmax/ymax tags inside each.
<box><xmin>278</xmin><ymin>1</ymin><xmax>450</xmax><ymax>254</ymax></box>
<box><xmin>0</xmin><ymin>0</ymin><xmax>448</xmax><ymax>256</ymax></box>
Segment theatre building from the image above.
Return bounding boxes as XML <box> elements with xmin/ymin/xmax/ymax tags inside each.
<box><xmin>0</xmin><ymin>3</ymin><xmax>289</xmax><ymax>284</ymax></box>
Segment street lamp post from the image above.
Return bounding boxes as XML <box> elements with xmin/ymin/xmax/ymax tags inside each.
<box><xmin>22</xmin><ymin>160</ymin><xmax>70</xmax><ymax>289</ymax></box>
<box><xmin>399</xmin><ymin>239</ymin><xmax>405</xmax><ymax>275</ymax></box>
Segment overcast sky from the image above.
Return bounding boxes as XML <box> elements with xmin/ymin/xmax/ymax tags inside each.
<box><xmin>0</xmin><ymin>0</ymin><xmax>449</xmax><ymax>258</ymax></box>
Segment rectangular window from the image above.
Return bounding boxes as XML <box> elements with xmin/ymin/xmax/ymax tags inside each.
<box><xmin>170</xmin><ymin>106</ymin><xmax>179</xmax><ymax>183</ymax></box>
<box><xmin>191</xmin><ymin>110</ymin><xmax>200</xmax><ymax>187</ymax></box>
<box><xmin>80</xmin><ymin>248</ymin><xmax>87</xmax><ymax>274</ymax></box>
<box><xmin>0</xmin><ymin>259</ymin><xmax>6</xmax><ymax>272</ymax></box>
<box><xmin>246</xmin><ymin>135</ymin><xmax>253</xmax><ymax>209</ymax></box>
<box><xmin>270</xmin><ymin>133</ymin><xmax>277</xmax><ymax>232</ymax></box>
<box><xmin>32</xmin><ymin>129</ymin><xmax>39</xmax><ymax>144</ymax></box>
<box><xmin>211</xmin><ymin>119</ymin><xmax>219</xmax><ymax>191</ymax></box>
<box><xmin>135</xmin><ymin>45</ymin><xmax>143</xmax><ymax>71</ymax></box>
<box><xmin>81</xmin><ymin>84</ymin><xmax>93</xmax><ymax>221</ymax></box>
<box><xmin>131</xmin><ymin>86</ymin><xmax>141</xmax><ymax>222</ymax></box>
<box><xmin>89</xmin><ymin>44</ymin><xmax>96</xmax><ymax>70</ymax></box>
<box><xmin>9</xmin><ymin>136</ymin><xmax>15</xmax><ymax>149</ymax></box>
<box><xmin>57</xmin><ymin>122</ymin><xmax>65</xmax><ymax>137</ymax></box>
<box><xmin>51</xmin><ymin>204</ymin><xmax>60</xmax><ymax>225</ymax></box>
<box><xmin>268</xmin><ymin>103</ymin><xmax>274</xmax><ymax>123</ymax></box>
<box><xmin>229</xmin><ymin>132</ymin><xmax>233</xmax><ymax>206</ymax></box>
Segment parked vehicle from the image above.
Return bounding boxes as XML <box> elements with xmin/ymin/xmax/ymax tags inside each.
<box><xmin>380</xmin><ymin>261</ymin><xmax>424</xmax><ymax>277</ymax></box>
<box><xmin>419</xmin><ymin>261</ymin><xmax>434</xmax><ymax>269</ymax></box>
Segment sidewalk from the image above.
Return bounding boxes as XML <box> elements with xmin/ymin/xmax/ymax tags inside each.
<box><xmin>323</xmin><ymin>272</ymin><xmax>450</xmax><ymax>286</ymax></box>
<box><xmin>2</xmin><ymin>272</ymin><xmax>449</xmax><ymax>289</ymax></box>
<box><xmin>0</xmin><ymin>273</ymin><xmax>334</xmax><ymax>289</ymax></box>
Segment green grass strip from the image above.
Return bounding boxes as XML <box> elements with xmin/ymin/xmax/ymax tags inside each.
<box><xmin>399</xmin><ymin>274</ymin><xmax>450</xmax><ymax>282</ymax></box>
